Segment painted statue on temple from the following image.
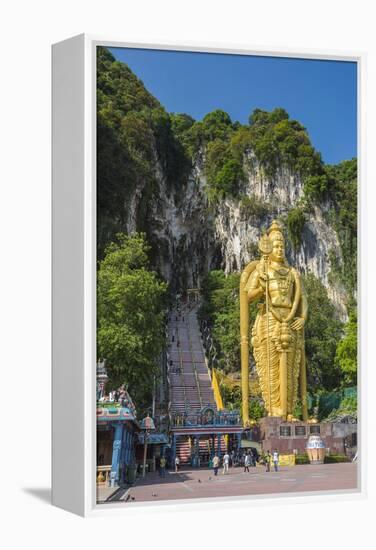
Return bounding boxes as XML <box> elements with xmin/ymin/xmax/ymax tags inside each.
<box><xmin>240</xmin><ymin>220</ymin><xmax>308</xmax><ymax>425</ymax></box>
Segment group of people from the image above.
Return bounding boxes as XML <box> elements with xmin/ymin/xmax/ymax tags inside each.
<box><xmin>230</xmin><ymin>449</ymin><xmax>258</xmax><ymax>467</ymax></box>
<box><xmin>261</xmin><ymin>449</ymin><xmax>280</xmax><ymax>472</ymax></box>
<box><xmin>210</xmin><ymin>449</ymin><xmax>280</xmax><ymax>475</ymax></box>
<box><xmin>210</xmin><ymin>451</ymin><xmax>257</xmax><ymax>475</ymax></box>
<box><xmin>159</xmin><ymin>449</ymin><xmax>280</xmax><ymax>477</ymax></box>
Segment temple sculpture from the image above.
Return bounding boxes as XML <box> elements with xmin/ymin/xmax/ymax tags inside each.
<box><xmin>240</xmin><ymin>220</ymin><xmax>308</xmax><ymax>426</ymax></box>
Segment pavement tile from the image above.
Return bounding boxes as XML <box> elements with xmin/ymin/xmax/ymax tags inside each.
<box><xmin>99</xmin><ymin>463</ymin><xmax>358</xmax><ymax>504</ymax></box>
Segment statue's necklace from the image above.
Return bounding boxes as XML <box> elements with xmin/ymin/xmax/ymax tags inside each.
<box><xmin>269</xmin><ymin>265</ymin><xmax>292</xmax><ymax>296</ymax></box>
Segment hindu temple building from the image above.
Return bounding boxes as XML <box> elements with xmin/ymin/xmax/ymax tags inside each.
<box><xmin>96</xmin><ymin>362</ymin><xmax>140</xmax><ymax>493</ymax></box>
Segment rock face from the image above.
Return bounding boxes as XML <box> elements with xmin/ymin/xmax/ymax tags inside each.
<box><xmin>121</xmin><ymin>152</ymin><xmax>347</xmax><ymax>319</ymax></box>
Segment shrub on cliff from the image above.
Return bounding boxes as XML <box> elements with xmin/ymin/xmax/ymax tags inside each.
<box><xmin>287</xmin><ymin>207</ymin><xmax>306</xmax><ymax>249</ymax></box>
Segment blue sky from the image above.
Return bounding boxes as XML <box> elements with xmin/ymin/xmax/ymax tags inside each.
<box><xmin>109</xmin><ymin>47</ymin><xmax>357</xmax><ymax>165</ymax></box>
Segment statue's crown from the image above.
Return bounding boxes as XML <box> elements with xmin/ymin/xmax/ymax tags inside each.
<box><xmin>268</xmin><ymin>219</ymin><xmax>283</xmax><ymax>234</ymax></box>
<box><xmin>268</xmin><ymin>219</ymin><xmax>284</xmax><ymax>242</ymax></box>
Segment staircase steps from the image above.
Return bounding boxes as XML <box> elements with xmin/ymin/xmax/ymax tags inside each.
<box><xmin>175</xmin><ymin>435</ymin><xmax>228</xmax><ymax>464</ymax></box>
<box><xmin>168</xmin><ymin>302</ymin><xmax>218</xmax><ymax>416</ymax></box>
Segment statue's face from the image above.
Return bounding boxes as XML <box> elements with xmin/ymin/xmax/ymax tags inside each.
<box><xmin>270</xmin><ymin>239</ymin><xmax>285</xmax><ymax>262</ymax></box>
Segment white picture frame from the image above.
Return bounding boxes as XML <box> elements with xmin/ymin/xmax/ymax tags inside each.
<box><xmin>52</xmin><ymin>34</ymin><xmax>366</xmax><ymax>517</ymax></box>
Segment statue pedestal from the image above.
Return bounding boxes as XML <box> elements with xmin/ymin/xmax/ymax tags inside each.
<box><xmin>258</xmin><ymin>416</ymin><xmax>356</xmax><ymax>456</ymax></box>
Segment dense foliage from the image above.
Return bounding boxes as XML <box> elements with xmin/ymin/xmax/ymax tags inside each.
<box><xmin>335</xmin><ymin>309</ymin><xmax>357</xmax><ymax>385</ymax></box>
<box><xmin>302</xmin><ymin>273</ymin><xmax>344</xmax><ymax>391</ymax></box>
<box><xmin>170</xmin><ymin>106</ymin><xmax>329</xmax><ymax>203</ymax></box>
<box><xmin>97</xmin><ymin>47</ymin><xmax>190</xmax><ymax>258</ymax></box>
<box><xmin>286</xmin><ymin>207</ymin><xmax>306</xmax><ymax>249</ymax></box>
<box><xmin>199</xmin><ymin>270</ymin><xmax>243</xmax><ymax>372</ymax></box>
<box><xmin>215</xmin><ymin>370</ymin><xmax>266</xmax><ymax>420</ymax></box>
<box><xmin>99</xmin><ymin>49</ymin><xmax>333</xmax><ymax>209</ymax></box>
<box><xmin>97</xmin><ymin>233</ymin><xmax>168</xmax><ymax>411</ymax></box>
<box><xmin>326</xmin><ymin>159</ymin><xmax>357</xmax><ymax>299</ymax></box>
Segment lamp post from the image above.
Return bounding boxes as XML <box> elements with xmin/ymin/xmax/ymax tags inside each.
<box><xmin>140</xmin><ymin>414</ymin><xmax>155</xmax><ymax>478</ymax></box>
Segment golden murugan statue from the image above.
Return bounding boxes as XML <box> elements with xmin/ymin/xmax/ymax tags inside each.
<box><xmin>240</xmin><ymin>220</ymin><xmax>308</xmax><ymax>425</ymax></box>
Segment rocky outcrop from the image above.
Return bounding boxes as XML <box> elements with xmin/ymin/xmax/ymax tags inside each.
<box><xmin>121</xmin><ymin>152</ymin><xmax>347</xmax><ymax>319</ymax></box>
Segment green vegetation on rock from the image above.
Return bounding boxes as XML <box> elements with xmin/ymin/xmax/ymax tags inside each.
<box><xmin>173</xmin><ymin>105</ymin><xmax>329</xmax><ymax>202</ymax></box>
<box><xmin>240</xmin><ymin>195</ymin><xmax>272</xmax><ymax>219</ymax></box>
<box><xmin>286</xmin><ymin>207</ymin><xmax>306</xmax><ymax>249</ymax></box>
<box><xmin>248</xmin><ymin>108</ymin><xmax>325</xmax><ymax>181</ymax></box>
<box><xmin>326</xmin><ymin>159</ymin><xmax>357</xmax><ymax>300</ymax></box>
<box><xmin>97</xmin><ymin>47</ymin><xmax>190</xmax><ymax>258</ymax></box>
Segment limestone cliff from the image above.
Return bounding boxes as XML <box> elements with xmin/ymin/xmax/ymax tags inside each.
<box><xmin>97</xmin><ymin>47</ymin><xmax>353</xmax><ymax>321</ymax></box>
<box><xmin>116</xmin><ymin>151</ymin><xmax>347</xmax><ymax>319</ymax></box>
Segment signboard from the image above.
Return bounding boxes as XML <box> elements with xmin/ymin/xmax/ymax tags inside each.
<box><xmin>240</xmin><ymin>440</ymin><xmax>261</xmax><ymax>453</ymax></box>
<box><xmin>279</xmin><ymin>454</ymin><xmax>296</xmax><ymax>466</ymax></box>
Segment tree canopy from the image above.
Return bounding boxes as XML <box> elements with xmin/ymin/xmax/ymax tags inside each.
<box><xmin>303</xmin><ymin>273</ymin><xmax>344</xmax><ymax>391</ymax></box>
<box><xmin>97</xmin><ymin>233</ymin><xmax>168</xmax><ymax>411</ymax></box>
<box><xmin>97</xmin><ymin>47</ymin><xmax>190</xmax><ymax>257</ymax></box>
<box><xmin>335</xmin><ymin>309</ymin><xmax>357</xmax><ymax>386</ymax></box>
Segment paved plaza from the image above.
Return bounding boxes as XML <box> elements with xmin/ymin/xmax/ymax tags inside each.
<box><xmin>101</xmin><ymin>462</ymin><xmax>358</xmax><ymax>504</ymax></box>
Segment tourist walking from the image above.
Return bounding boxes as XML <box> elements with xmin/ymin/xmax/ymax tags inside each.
<box><xmin>273</xmin><ymin>449</ymin><xmax>279</xmax><ymax>472</ymax></box>
<box><xmin>159</xmin><ymin>456</ymin><xmax>166</xmax><ymax>478</ymax></box>
<box><xmin>230</xmin><ymin>449</ymin><xmax>235</xmax><ymax>467</ymax></box>
<box><xmin>175</xmin><ymin>455</ymin><xmax>180</xmax><ymax>472</ymax></box>
<box><xmin>244</xmin><ymin>452</ymin><xmax>251</xmax><ymax>473</ymax></box>
<box><xmin>222</xmin><ymin>452</ymin><xmax>230</xmax><ymax>475</ymax></box>
<box><xmin>265</xmin><ymin>450</ymin><xmax>271</xmax><ymax>472</ymax></box>
<box><xmin>249</xmin><ymin>449</ymin><xmax>255</xmax><ymax>467</ymax></box>
<box><xmin>212</xmin><ymin>454</ymin><xmax>220</xmax><ymax>476</ymax></box>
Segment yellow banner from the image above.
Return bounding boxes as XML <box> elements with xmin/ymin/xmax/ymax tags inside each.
<box><xmin>211</xmin><ymin>368</ymin><xmax>224</xmax><ymax>410</ymax></box>
<box><xmin>278</xmin><ymin>454</ymin><xmax>296</xmax><ymax>466</ymax></box>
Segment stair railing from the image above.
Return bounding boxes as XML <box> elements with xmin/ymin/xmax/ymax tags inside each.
<box><xmin>176</xmin><ymin>315</ymin><xmax>189</xmax><ymax>411</ymax></box>
<box><xmin>187</xmin><ymin>311</ymin><xmax>203</xmax><ymax>409</ymax></box>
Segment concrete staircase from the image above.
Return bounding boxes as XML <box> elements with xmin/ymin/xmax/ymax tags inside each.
<box><xmin>168</xmin><ymin>302</ymin><xmax>224</xmax><ymax>464</ymax></box>
<box><xmin>168</xmin><ymin>303</ymin><xmax>217</xmax><ymax>416</ymax></box>
<box><xmin>175</xmin><ymin>434</ymin><xmax>227</xmax><ymax>464</ymax></box>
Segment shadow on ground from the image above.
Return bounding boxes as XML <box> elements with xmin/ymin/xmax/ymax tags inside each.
<box><xmin>128</xmin><ymin>470</ymin><xmax>193</xmax><ymax>487</ymax></box>
<box><xmin>22</xmin><ymin>488</ymin><xmax>51</xmax><ymax>504</ymax></box>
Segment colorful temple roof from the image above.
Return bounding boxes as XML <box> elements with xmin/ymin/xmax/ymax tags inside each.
<box><xmin>96</xmin><ymin>405</ymin><xmax>139</xmax><ymax>427</ymax></box>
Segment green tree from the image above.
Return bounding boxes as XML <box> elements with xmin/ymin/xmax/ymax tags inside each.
<box><xmin>335</xmin><ymin>309</ymin><xmax>357</xmax><ymax>386</ymax></box>
<box><xmin>199</xmin><ymin>270</ymin><xmax>258</xmax><ymax>373</ymax></box>
<box><xmin>201</xmin><ymin>109</ymin><xmax>233</xmax><ymax>141</ymax></box>
<box><xmin>215</xmin><ymin>159</ymin><xmax>244</xmax><ymax>196</ymax></box>
<box><xmin>199</xmin><ymin>270</ymin><xmax>241</xmax><ymax>372</ymax></box>
<box><xmin>97</xmin><ymin>233</ymin><xmax>168</xmax><ymax>411</ymax></box>
<box><xmin>303</xmin><ymin>273</ymin><xmax>344</xmax><ymax>390</ymax></box>
<box><xmin>249</xmin><ymin>399</ymin><xmax>267</xmax><ymax>421</ymax></box>
<box><xmin>248</xmin><ymin>107</ymin><xmax>325</xmax><ymax>181</ymax></box>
